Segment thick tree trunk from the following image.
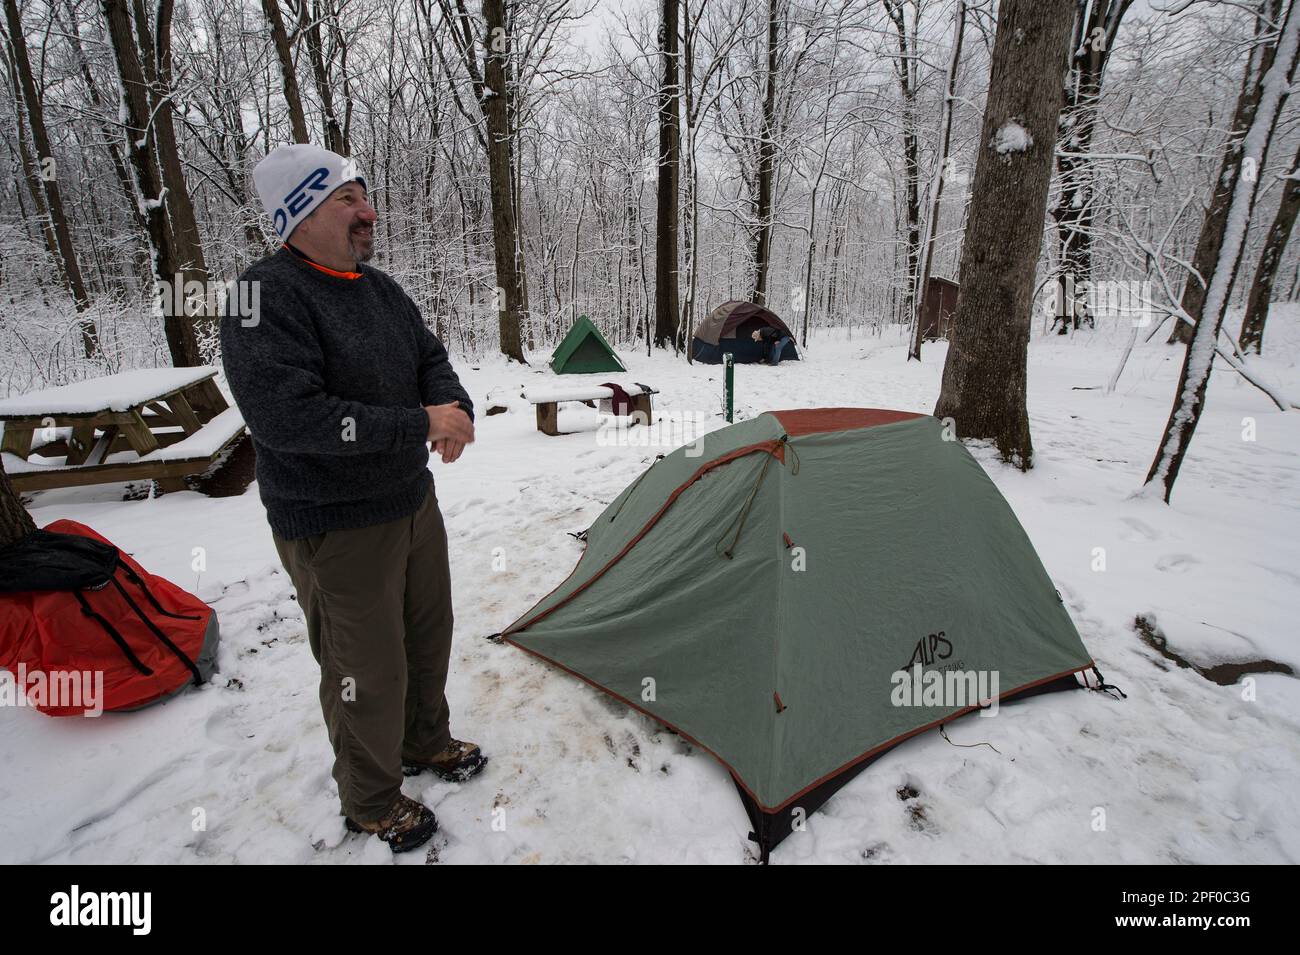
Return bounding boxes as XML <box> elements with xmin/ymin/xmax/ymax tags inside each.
<box><xmin>750</xmin><ymin>0</ymin><xmax>778</xmax><ymax>307</ymax></box>
<box><xmin>4</xmin><ymin>0</ymin><xmax>98</xmax><ymax>358</ymax></box>
<box><xmin>102</xmin><ymin>0</ymin><xmax>202</xmax><ymax>368</ymax></box>
<box><xmin>932</xmin><ymin>0</ymin><xmax>1075</xmax><ymax>470</ymax></box>
<box><xmin>0</xmin><ymin>458</ymin><xmax>35</xmax><ymax>550</ymax></box>
<box><xmin>1169</xmin><ymin>0</ymin><xmax>1285</xmax><ymax>344</ymax></box>
<box><xmin>261</xmin><ymin>0</ymin><xmax>310</xmax><ymax>143</ymax></box>
<box><xmin>141</xmin><ymin>0</ymin><xmax>209</xmax><ymax>290</ymax></box>
<box><xmin>1145</xmin><ymin>0</ymin><xmax>1300</xmax><ymax>500</ymax></box>
<box><xmin>510</xmin><ymin>98</ymin><xmax>532</xmax><ymax>344</ymax></box>
<box><xmin>482</xmin><ymin>0</ymin><xmax>526</xmax><ymax>362</ymax></box>
<box><xmin>1239</xmin><ymin>140</ymin><xmax>1300</xmax><ymax>353</ymax></box>
<box><xmin>655</xmin><ymin>0</ymin><xmax>682</xmax><ymax>349</ymax></box>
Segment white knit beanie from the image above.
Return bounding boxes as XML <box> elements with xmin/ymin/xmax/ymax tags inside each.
<box><xmin>253</xmin><ymin>144</ymin><xmax>368</xmax><ymax>241</ymax></box>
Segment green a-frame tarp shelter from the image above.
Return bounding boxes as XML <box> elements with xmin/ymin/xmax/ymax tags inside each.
<box><xmin>550</xmin><ymin>315</ymin><xmax>626</xmax><ymax>374</ymax></box>
<box><xmin>500</xmin><ymin>408</ymin><xmax>1104</xmax><ymax>862</ymax></box>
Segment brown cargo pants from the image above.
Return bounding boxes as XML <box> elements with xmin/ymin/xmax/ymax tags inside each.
<box><xmin>272</xmin><ymin>487</ymin><xmax>454</xmax><ymax>823</ymax></box>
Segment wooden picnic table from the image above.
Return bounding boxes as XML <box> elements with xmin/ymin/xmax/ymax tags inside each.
<box><xmin>0</xmin><ymin>366</ymin><xmax>246</xmax><ymax>493</ymax></box>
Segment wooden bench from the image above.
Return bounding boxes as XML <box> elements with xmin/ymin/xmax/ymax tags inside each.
<box><xmin>0</xmin><ymin>366</ymin><xmax>247</xmax><ymax>493</ymax></box>
<box><xmin>522</xmin><ymin>383</ymin><xmax>658</xmax><ymax>436</ymax></box>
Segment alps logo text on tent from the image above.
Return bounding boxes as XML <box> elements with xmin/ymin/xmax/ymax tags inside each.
<box><xmin>49</xmin><ymin>885</ymin><xmax>151</xmax><ymax>935</ymax></box>
<box><xmin>274</xmin><ymin>166</ymin><xmax>331</xmax><ymax>237</ymax></box>
<box><xmin>905</xmin><ymin>631</ymin><xmax>953</xmax><ymax>669</ymax></box>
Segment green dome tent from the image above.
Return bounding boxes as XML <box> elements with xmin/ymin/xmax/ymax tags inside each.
<box><xmin>550</xmin><ymin>315</ymin><xmax>626</xmax><ymax>374</ymax></box>
<box><xmin>500</xmin><ymin>408</ymin><xmax>1101</xmax><ymax>861</ymax></box>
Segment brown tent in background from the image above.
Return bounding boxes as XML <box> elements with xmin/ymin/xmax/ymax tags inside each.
<box><xmin>691</xmin><ymin>301</ymin><xmax>799</xmax><ymax>363</ymax></box>
<box><xmin>920</xmin><ymin>277</ymin><xmax>960</xmax><ymax>340</ymax></box>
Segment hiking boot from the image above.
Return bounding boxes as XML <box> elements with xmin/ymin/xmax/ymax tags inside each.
<box><xmin>344</xmin><ymin>794</ymin><xmax>438</xmax><ymax>853</ymax></box>
<box><xmin>402</xmin><ymin>739</ymin><xmax>488</xmax><ymax>782</ymax></box>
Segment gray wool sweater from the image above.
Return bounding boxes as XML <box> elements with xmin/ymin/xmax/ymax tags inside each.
<box><xmin>219</xmin><ymin>245</ymin><xmax>473</xmax><ymax>540</ymax></box>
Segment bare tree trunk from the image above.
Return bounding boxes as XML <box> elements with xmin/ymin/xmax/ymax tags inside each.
<box><xmin>0</xmin><ymin>457</ymin><xmax>36</xmax><ymax>549</ymax></box>
<box><xmin>102</xmin><ymin>0</ymin><xmax>201</xmax><ymax>368</ymax></box>
<box><xmin>625</xmin><ymin>99</ymin><xmax>642</xmax><ymax>344</ymax></box>
<box><xmin>142</xmin><ymin>0</ymin><xmax>209</xmax><ymax>291</ymax></box>
<box><xmin>2</xmin><ymin>44</ymin><xmax>60</xmax><ymax>273</ymax></box>
<box><xmin>884</xmin><ymin>0</ymin><xmax>922</xmax><ymax>353</ymax></box>
<box><xmin>750</xmin><ymin>0</ymin><xmax>779</xmax><ymax>307</ymax></box>
<box><xmin>3</xmin><ymin>0</ymin><xmax>98</xmax><ymax>358</ymax></box>
<box><xmin>423</xmin><ymin>110</ymin><xmax>444</xmax><ymax>338</ymax></box>
<box><xmin>59</xmin><ymin>0</ymin><xmax>146</xmax><ymax>242</ymax></box>
<box><xmin>910</xmin><ymin>0</ymin><xmax>966</xmax><ymax>361</ymax></box>
<box><xmin>204</xmin><ymin>24</ymin><xmax>271</xmax><ymax>259</ymax></box>
<box><xmin>1146</xmin><ymin>0</ymin><xmax>1300</xmax><ymax>500</ymax></box>
<box><xmin>655</xmin><ymin>0</ymin><xmax>682</xmax><ymax>349</ymax></box>
<box><xmin>510</xmin><ymin>86</ymin><xmax>532</xmax><ymax>345</ymax></box>
<box><xmin>1169</xmin><ymin>0</ymin><xmax>1285</xmax><ymax>344</ymax></box>
<box><xmin>9</xmin><ymin>178</ymin><xmax>55</xmax><ymax>308</ymax></box>
<box><xmin>801</xmin><ymin>176</ymin><xmax>821</xmax><ymax>348</ymax></box>
<box><xmin>1239</xmin><ymin>140</ymin><xmax>1300</xmax><ymax>353</ymax></box>
<box><xmin>482</xmin><ymin>0</ymin><xmax>526</xmax><ymax>361</ymax></box>
<box><xmin>1052</xmin><ymin>0</ymin><xmax>1132</xmax><ymax>335</ymax></box>
<box><xmin>678</xmin><ymin>3</ymin><xmax>694</xmax><ymax>356</ymax></box>
<box><xmin>677</xmin><ymin>0</ymin><xmax>737</xmax><ymax>357</ymax></box>
<box><xmin>933</xmin><ymin>0</ymin><xmax>1075</xmax><ymax>470</ymax></box>
<box><xmin>826</xmin><ymin>181</ymin><xmax>846</xmax><ymax>327</ymax></box>
<box><xmin>332</xmin><ymin>4</ymin><xmax>354</xmax><ymax>154</ymax></box>
<box><xmin>261</xmin><ymin>0</ymin><xmax>311</xmax><ymax>143</ymax></box>
<box><xmin>301</xmin><ymin>0</ymin><xmax>346</xmax><ymax>153</ymax></box>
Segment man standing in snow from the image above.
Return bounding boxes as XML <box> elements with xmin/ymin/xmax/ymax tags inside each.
<box><xmin>220</xmin><ymin>144</ymin><xmax>486</xmax><ymax>854</ymax></box>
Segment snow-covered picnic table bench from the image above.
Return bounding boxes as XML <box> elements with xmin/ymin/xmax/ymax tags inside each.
<box><xmin>0</xmin><ymin>366</ymin><xmax>246</xmax><ymax>493</ymax></box>
<box><xmin>521</xmin><ymin>382</ymin><xmax>659</xmax><ymax>436</ymax></box>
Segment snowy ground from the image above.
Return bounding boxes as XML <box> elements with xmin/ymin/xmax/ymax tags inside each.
<box><xmin>3</xmin><ymin>311</ymin><xmax>1299</xmax><ymax>865</ymax></box>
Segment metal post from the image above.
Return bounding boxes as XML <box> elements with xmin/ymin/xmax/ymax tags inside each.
<box><xmin>723</xmin><ymin>352</ymin><xmax>734</xmax><ymax>423</ymax></box>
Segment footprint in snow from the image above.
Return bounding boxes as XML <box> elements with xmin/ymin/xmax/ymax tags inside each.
<box><xmin>1252</xmin><ymin>563</ymin><xmax>1300</xmax><ymax>587</ymax></box>
<box><xmin>861</xmin><ymin>841</ymin><xmax>894</xmax><ymax>862</ymax></box>
<box><xmin>897</xmin><ymin>784</ymin><xmax>936</xmax><ymax>833</ymax></box>
<box><xmin>1155</xmin><ymin>553</ymin><xmax>1199</xmax><ymax>573</ymax></box>
<box><xmin>1118</xmin><ymin>516</ymin><xmax>1160</xmax><ymax>542</ymax></box>
<box><xmin>204</xmin><ymin>704</ymin><xmax>253</xmax><ymax>745</ymax></box>
<box><xmin>604</xmin><ymin>730</ymin><xmax>642</xmax><ymax>771</ymax></box>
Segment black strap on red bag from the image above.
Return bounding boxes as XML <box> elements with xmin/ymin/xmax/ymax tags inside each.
<box><xmin>1</xmin><ymin>528</ymin><xmax>204</xmax><ymax>686</ymax></box>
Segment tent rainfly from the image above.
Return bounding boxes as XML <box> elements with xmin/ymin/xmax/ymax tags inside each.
<box><xmin>691</xmin><ymin>301</ymin><xmax>799</xmax><ymax>364</ymax></box>
<box><xmin>500</xmin><ymin>408</ymin><xmax>1110</xmax><ymax>862</ymax></box>
<box><xmin>549</xmin><ymin>315</ymin><xmax>627</xmax><ymax>374</ymax></box>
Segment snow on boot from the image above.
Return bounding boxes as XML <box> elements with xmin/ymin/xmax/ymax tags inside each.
<box><xmin>345</xmin><ymin>794</ymin><xmax>438</xmax><ymax>853</ymax></box>
<box><xmin>402</xmin><ymin>739</ymin><xmax>488</xmax><ymax>782</ymax></box>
